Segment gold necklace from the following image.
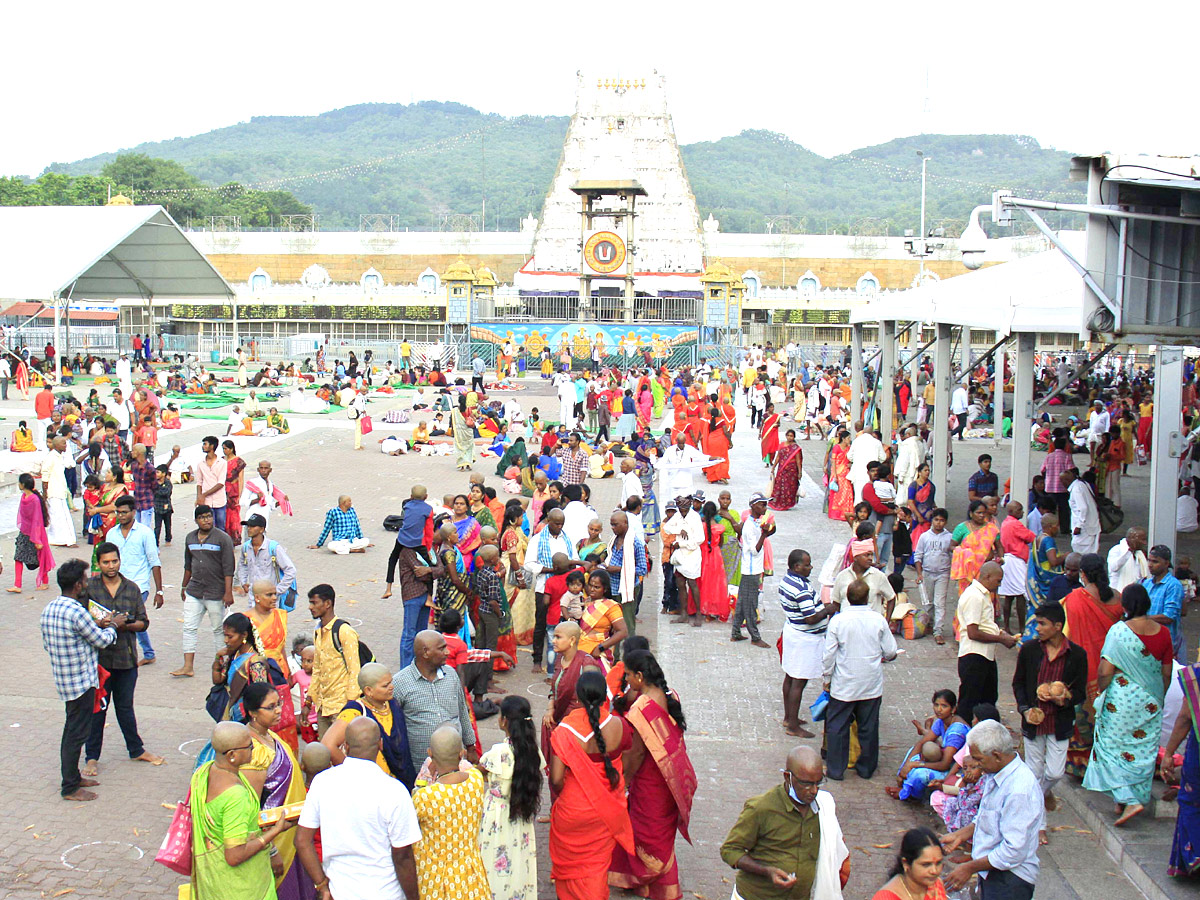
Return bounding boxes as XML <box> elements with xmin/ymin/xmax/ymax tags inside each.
<box><xmin>897</xmin><ymin>876</ymin><xmax>922</xmax><ymax>900</ymax></box>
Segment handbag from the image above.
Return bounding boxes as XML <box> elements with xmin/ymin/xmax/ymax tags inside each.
<box><xmin>14</xmin><ymin>533</ymin><xmax>38</xmax><ymax>570</ymax></box>
<box><xmin>204</xmin><ymin>684</ymin><xmax>229</xmax><ymax>722</ymax></box>
<box><xmin>360</xmin><ymin>414</ymin><xmax>374</xmax><ymax>435</ymax></box>
<box><xmin>810</xmin><ymin>690</ymin><xmax>831</xmax><ymax>722</ymax></box>
<box><xmin>828</xmin><ymin>476</ymin><xmax>839</xmax><ymax>493</ymax></box>
<box><xmin>154</xmin><ymin>788</ymin><xmax>193</xmax><ymax>876</ymax></box>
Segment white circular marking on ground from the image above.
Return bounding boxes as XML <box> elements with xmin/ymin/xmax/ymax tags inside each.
<box><xmin>341</xmin><ymin>617</ymin><xmax>363</xmax><ymax>627</ymax></box>
<box><xmin>61</xmin><ymin>841</ymin><xmax>144</xmax><ymax>869</ymax></box>
<box><xmin>526</xmin><ymin>682</ymin><xmax>548</xmax><ymax>698</ymax></box>
<box><xmin>179</xmin><ymin>738</ymin><xmax>207</xmax><ymax>757</ymax></box>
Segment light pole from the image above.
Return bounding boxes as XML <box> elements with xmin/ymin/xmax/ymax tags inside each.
<box><xmin>918</xmin><ymin>154</ymin><xmax>929</xmax><ymax>279</ymax></box>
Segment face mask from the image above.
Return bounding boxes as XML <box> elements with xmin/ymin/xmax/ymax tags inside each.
<box><xmin>786</xmin><ymin>778</ymin><xmax>805</xmax><ymax>805</ymax></box>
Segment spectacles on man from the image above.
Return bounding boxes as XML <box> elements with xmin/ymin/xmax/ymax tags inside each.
<box><xmin>782</xmin><ymin>769</ymin><xmax>826</xmax><ymax>789</ymax></box>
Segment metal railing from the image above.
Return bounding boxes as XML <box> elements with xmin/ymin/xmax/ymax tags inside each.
<box><xmin>493</xmin><ymin>294</ymin><xmax>700</xmax><ymax>324</ymax></box>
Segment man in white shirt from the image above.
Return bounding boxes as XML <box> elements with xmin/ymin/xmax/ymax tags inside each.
<box><xmin>42</xmin><ymin>435</ymin><xmax>78</xmax><ymax>546</ymax></box>
<box><xmin>296</xmin><ymin>717</ymin><xmax>421</xmax><ymax>900</ymax></box>
<box><xmin>1179</xmin><ymin>487</ymin><xmax>1199</xmax><ymax>534</ymax></box>
<box><xmin>1107</xmin><ymin>526</ymin><xmax>1149</xmax><ymax>592</ymax></box>
<box><xmin>956</xmin><ymin>561</ymin><xmax>1016</xmax><ymax>722</ymax></box>
<box><xmin>822</xmin><ymin>579</ymin><xmax>898</xmax><ymax>780</ymax></box>
<box><xmin>110</xmin><ymin>388</ymin><xmax>133</xmax><ymax>441</ymax></box>
<box><xmin>732</xmin><ymin>493</ymin><xmax>773</xmax><ymax>646</ymax></box>
<box><xmin>619</xmin><ymin>458</ymin><xmax>642</xmax><ymax>506</ymax></box>
<box><xmin>0</xmin><ymin>353</ymin><xmax>10</xmax><ymax>400</ymax></box>
<box><xmin>560</xmin><ymin>484</ymin><xmax>595</xmax><ymax>549</ymax></box>
<box><xmin>846</xmin><ymin>422</ymin><xmax>885</xmax><ymax>504</ymax></box>
<box><xmin>1063</xmin><ymin>468</ymin><xmax>1100</xmax><ymax>554</ymax></box>
<box><xmin>114</xmin><ymin>353</ymin><xmax>133</xmax><ymax>397</ymax></box>
<box><xmin>831</xmin><ymin>540</ymin><xmax>896</xmax><ymax>618</ymax></box>
<box><xmin>555</xmin><ymin>373</ymin><xmax>576</xmax><ymax>429</ymax></box>
<box><xmin>242</xmin><ymin>460</ymin><xmax>288</xmax><ymax>524</ymax></box>
<box><xmin>659</xmin><ymin>432</ymin><xmax>714</xmax><ymax>499</ymax></box>
<box><xmin>893</xmin><ymin>425</ymin><xmax>925</xmax><ymax>502</ymax></box>
<box><xmin>951</xmin><ymin>384</ymin><xmax>970</xmax><ymax>441</ymax></box>
<box><xmin>1087</xmin><ymin>401</ymin><xmax>1111</xmax><ymax>454</ymax></box>
<box><xmin>670</xmin><ymin>494</ymin><xmax>704</xmax><ymax>624</ymax></box>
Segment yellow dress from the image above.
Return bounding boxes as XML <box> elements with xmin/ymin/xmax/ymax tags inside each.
<box><xmin>1119</xmin><ymin>418</ymin><xmax>1136</xmax><ymax>465</ymax></box>
<box><xmin>335</xmin><ymin>703</ymin><xmax>395</xmax><ymax>776</ymax></box>
<box><xmin>413</xmin><ymin>767</ymin><xmax>491</xmax><ymax>900</ymax></box>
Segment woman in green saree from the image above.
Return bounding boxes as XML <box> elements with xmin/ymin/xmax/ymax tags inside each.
<box><xmin>452</xmin><ymin>395</ymin><xmax>475</xmax><ymax>471</ymax></box>
<box><xmin>190</xmin><ymin>721</ymin><xmax>294</xmax><ymax>900</ymax></box>
<box><xmin>1082</xmin><ymin>583</ymin><xmax>1174</xmax><ymax>825</ymax></box>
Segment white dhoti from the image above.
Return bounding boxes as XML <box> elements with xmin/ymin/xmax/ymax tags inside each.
<box><xmin>851</xmin><ymin>472</ymin><xmax>871</xmax><ymax>504</ymax></box>
<box><xmin>1071</xmin><ymin>531</ymin><xmax>1100</xmax><ymax>555</ymax></box>
<box><xmin>46</xmin><ymin>497</ymin><xmax>76</xmax><ymax>546</ymax></box>
<box><xmin>328</xmin><ymin>536</ymin><xmax>370</xmax><ymax>554</ymax></box>
<box><xmin>781</xmin><ymin>624</ymin><xmax>825</xmax><ymax>679</ymax></box>
<box><xmin>999</xmin><ymin>552</ymin><xmax>1028</xmax><ymax>596</ymax></box>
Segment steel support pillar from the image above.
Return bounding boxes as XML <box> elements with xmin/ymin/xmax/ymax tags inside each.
<box><xmin>851</xmin><ymin>324</ymin><xmax>864</xmax><ymax>426</ymax></box>
<box><xmin>1010</xmin><ymin>333</ymin><xmax>1035</xmax><ymax>514</ymax></box>
<box><xmin>1149</xmin><ymin>347</ymin><xmax>1184</xmax><ymax>555</ymax></box>
<box><xmin>931</xmin><ymin>323</ymin><xmax>953</xmax><ymax>504</ymax></box>
<box><xmin>880</xmin><ymin>320</ymin><xmax>897</xmax><ymax>441</ymax></box>
<box><xmin>960</xmin><ymin>325</ymin><xmax>971</xmax><ymax>377</ymax></box>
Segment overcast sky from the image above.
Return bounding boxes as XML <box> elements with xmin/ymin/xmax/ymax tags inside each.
<box><xmin>4</xmin><ymin>0</ymin><xmax>1190</xmax><ymax>177</ymax></box>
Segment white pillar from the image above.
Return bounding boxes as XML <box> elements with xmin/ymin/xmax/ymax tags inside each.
<box><xmin>1010</xmin><ymin>333</ymin><xmax>1035</xmax><ymax>512</ymax></box>
<box><xmin>1149</xmin><ymin>346</ymin><xmax>1184</xmax><ymax>555</ymax></box>
<box><xmin>960</xmin><ymin>325</ymin><xmax>972</xmax><ymax>377</ymax></box>
<box><xmin>52</xmin><ymin>300</ymin><xmax>62</xmax><ymax>366</ymax></box>
<box><xmin>909</xmin><ymin>320</ymin><xmax>922</xmax><ymax>394</ymax></box>
<box><xmin>880</xmin><ymin>320</ymin><xmax>896</xmax><ymax>442</ymax></box>
<box><xmin>851</xmin><ymin>323</ymin><xmax>864</xmax><ymax>426</ymax></box>
<box><xmin>931</xmin><ymin>323</ymin><xmax>953</xmax><ymax>504</ymax></box>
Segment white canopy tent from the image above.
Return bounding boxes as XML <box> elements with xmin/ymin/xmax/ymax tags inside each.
<box><xmin>0</xmin><ymin>205</ymin><xmax>233</xmax><ymax>303</ymax></box>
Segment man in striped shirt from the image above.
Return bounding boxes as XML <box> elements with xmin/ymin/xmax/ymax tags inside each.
<box><xmin>778</xmin><ymin>549</ymin><xmax>832</xmax><ymax>739</ymax></box>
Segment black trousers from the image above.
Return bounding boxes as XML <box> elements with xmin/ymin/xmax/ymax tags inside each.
<box><xmin>1049</xmin><ymin>490</ymin><xmax>1071</xmax><ymax>532</ymax></box>
<box><xmin>825</xmin><ymin>695</ymin><xmax>881</xmax><ymax>779</ymax></box>
<box><xmin>85</xmin><ymin>666</ymin><xmax>144</xmax><ymax>761</ymax></box>
<box><xmin>464</xmin><ymin>611</ymin><xmax>499</xmax><ymax>697</ymax></box>
<box><xmin>154</xmin><ymin>509</ymin><xmax>172</xmax><ymax>544</ymax></box>
<box><xmin>532</xmin><ymin>593</ymin><xmax>549</xmax><ymax>665</ymax></box>
<box><xmin>471</xmin><ymin>375</ymin><xmax>485</xmax><ymax>393</ymax></box>
<box><xmin>979</xmin><ymin>869</ymin><xmax>1035</xmax><ymax>900</ymax></box>
<box><xmin>952</xmin><ymin>414</ymin><xmax>967</xmax><ymax>440</ymax></box>
<box><xmin>61</xmin><ymin>688</ymin><xmax>95</xmax><ymax>796</ymax></box>
<box><xmin>595</xmin><ymin>423</ymin><xmax>609</xmax><ymax>443</ymax></box>
<box><xmin>957</xmin><ymin>653</ymin><xmax>998</xmax><ymax>724</ymax></box>
<box><xmin>661</xmin><ymin>562</ymin><xmax>678</xmax><ymax>611</ymax></box>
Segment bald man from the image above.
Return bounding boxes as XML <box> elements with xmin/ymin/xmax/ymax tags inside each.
<box><xmin>296</xmin><ymin>716</ymin><xmax>421</xmax><ymax>900</ymax></box>
<box><xmin>392</xmin><ymin>630</ymin><xmax>479</xmax><ymax>771</ymax></box>
<box><xmin>527</xmin><ymin>506</ymin><xmax>579</xmax><ymax>672</ymax></box>
<box><xmin>382</xmin><ymin>484</ymin><xmax>435</xmax><ymax>597</ymax></box>
<box><xmin>998</xmin><ymin>500</ymin><xmax>1036</xmax><ymax>632</ymax></box>
<box><xmin>721</xmin><ymin>745</ymin><xmax>849</xmax><ymax>899</ymax></box>
<box><xmin>957</xmin><ymin>560</ymin><xmax>1017</xmax><ymax>722</ymax></box>
<box><xmin>310</xmin><ymin>495</ymin><xmax>369</xmax><ymax>554</ymax></box>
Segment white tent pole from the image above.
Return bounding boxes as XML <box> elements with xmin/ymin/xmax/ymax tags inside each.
<box><xmin>1148</xmin><ymin>347</ymin><xmax>1184</xmax><ymax>556</ymax></box>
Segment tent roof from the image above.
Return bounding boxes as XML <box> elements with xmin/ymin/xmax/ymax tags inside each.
<box><xmin>0</xmin><ymin>205</ymin><xmax>233</xmax><ymax>302</ymax></box>
<box><xmin>850</xmin><ymin>236</ymin><xmax>1086</xmax><ymax>336</ymax></box>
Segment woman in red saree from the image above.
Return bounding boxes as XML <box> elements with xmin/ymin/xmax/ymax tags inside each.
<box><xmin>1062</xmin><ymin>553</ymin><xmax>1123</xmax><ymax>777</ymax></box>
<box><xmin>610</xmin><ymin>650</ymin><xmax>696</xmax><ymax>900</ymax></box>
<box><xmin>542</xmin><ymin>621</ymin><xmax>603</xmax><ymax>796</ymax></box>
<box><xmin>550</xmin><ymin>670</ymin><xmax>634</xmax><ymax>900</ymax></box>
<box><xmin>697</xmin><ymin>501</ymin><xmax>729</xmax><ymax>620</ymax></box>
<box><xmin>670</xmin><ymin>395</ymin><xmax>688</xmax><ymax>443</ymax></box>
<box><xmin>827</xmin><ymin>428</ymin><xmax>854</xmax><ymax>522</ymax></box>
<box><xmin>759</xmin><ymin>403</ymin><xmax>780</xmax><ymax>467</ymax></box>
<box><xmin>702</xmin><ymin>407</ymin><xmax>730</xmax><ymax>484</ymax></box>
<box><xmin>221</xmin><ymin>440</ymin><xmax>246</xmax><ymax>541</ymax></box>
<box><xmin>769</xmin><ymin>430</ymin><xmax>803</xmax><ymax>511</ymax></box>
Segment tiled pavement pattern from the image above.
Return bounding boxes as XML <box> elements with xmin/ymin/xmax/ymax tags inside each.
<box><xmin>0</xmin><ymin>379</ymin><xmax>1174</xmax><ymax>899</ymax></box>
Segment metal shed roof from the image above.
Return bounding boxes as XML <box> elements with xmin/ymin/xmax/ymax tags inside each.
<box><xmin>0</xmin><ymin>205</ymin><xmax>233</xmax><ymax>302</ymax></box>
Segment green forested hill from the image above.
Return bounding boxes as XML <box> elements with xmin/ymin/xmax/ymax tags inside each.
<box><xmin>47</xmin><ymin>101</ymin><xmax>1083</xmax><ymax>233</ymax></box>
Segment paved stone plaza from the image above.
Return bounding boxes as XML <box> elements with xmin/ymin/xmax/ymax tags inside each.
<box><xmin>1</xmin><ymin>379</ymin><xmax>1192</xmax><ymax>899</ymax></box>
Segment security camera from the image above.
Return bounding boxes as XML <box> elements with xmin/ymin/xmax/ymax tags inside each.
<box><xmin>959</xmin><ymin>206</ymin><xmax>990</xmax><ymax>270</ymax></box>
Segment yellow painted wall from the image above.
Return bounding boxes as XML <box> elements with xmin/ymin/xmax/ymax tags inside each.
<box><xmin>206</xmin><ymin>254</ymin><xmax>528</xmax><ymax>285</ymax></box>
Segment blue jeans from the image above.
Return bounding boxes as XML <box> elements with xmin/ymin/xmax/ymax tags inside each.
<box><xmin>137</xmin><ymin>591</ymin><xmax>155</xmax><ymax>659</ymax></box>
<box><xmin>213</xmin><ymin>505</ymin><xmax>227</xmax><ymax>532</ymax></box>
<box><xmin>399</xmin><ymin>593</ymin><xmax>427</xmax><ymax>669</ymax></box>
<box><xmin>136</xmin><ymin>508</ymin><xmax>153</xmax><ymax>529</ymax></box>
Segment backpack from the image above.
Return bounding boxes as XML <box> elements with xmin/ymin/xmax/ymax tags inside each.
<box><xmin>331</xmin><ymin>618</ymin><xmax>375</xmax><ymax>667</ymax></box>
<box><xmin>240</xmin><ymin>539</ymin><xmax>299</xmax><ymax>612</ymax></box>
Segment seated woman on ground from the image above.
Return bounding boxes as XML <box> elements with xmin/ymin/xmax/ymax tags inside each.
<box><xmin>885</xmin><ymin>689</ymin><xmax>969</xmax><ymax>801</ymax></box>
<box><xmin>11</xmin><ymin>421</ymin><xmax>35</xmax><ymax>452</ymax></box>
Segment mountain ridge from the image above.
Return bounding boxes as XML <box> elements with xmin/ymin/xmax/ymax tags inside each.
<box><xmin>45</xmin><ymin>101</ymin><xmax>1084</xmax><ymax>233</ymax></box>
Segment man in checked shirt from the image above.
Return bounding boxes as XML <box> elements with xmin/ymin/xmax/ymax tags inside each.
<box><xmin>308</xmin><ymin>495</ymin><xmax>371</xmax><ymax>554</ymax></box>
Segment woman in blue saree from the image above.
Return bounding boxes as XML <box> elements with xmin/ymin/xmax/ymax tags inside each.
<box><xmin>905</xmin><ymin>463</ymin><xmax>936</xmax><ymax>549</ymax></box>
<box><xmin>886</xmin><ymin>689</ymin><xmax>969</xmax><ymax>802</ymax></box>
<box><xmin>196</xmin><ymin>613</ymin><xmax>274</xmax><ymax>769</ymax></box>
<box><xmin>1083</xmin><ymin>584</ymin><xmax>1173</xmax><ymax>825</ymax></box>
<box><xmin>1022</xmin><ymin>513</ymin><xmax>1065</xmax><ymax>643</ymax></box>
<box><xmin>631</xmin><ymin>438</ymin><xmax>661</xmax><ymax>538</ymax></box>
<box><xmin>1164</xmin><ymin>661</ymin><xmax>1200</xmax><ymax>875</ymax></box>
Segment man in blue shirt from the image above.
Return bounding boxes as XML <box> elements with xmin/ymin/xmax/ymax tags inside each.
<box><xmin>107</xmin><ymin>495</ymin><xmax>164</xmax><ymax>665</ymax></box>
<box><xmin>606</xmin><ymin>510</ymin><xmax>647</xmax><ymax>658</ymax></box>
<box><xmin>967</xmin><ymin>453</ymin><xmax>1000</xmax><ymax>502</ymax></box>
<box><xmin>1145</xmin><ymin>544</ymin><xmax>1186</xmax><ymax>661</ymax></box>
<box><xmin>943</xmin><ymin>719</ymin><xmax>1041</xmax><ymax>898</ymax></box>
<box><xmin>382</xmin><ymin>485</ymin><xmax>434</xmax><ymax>600</ymax></box>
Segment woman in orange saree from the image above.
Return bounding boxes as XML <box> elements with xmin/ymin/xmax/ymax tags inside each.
<box><xmin>949</xmin><ymin>500</ymin><xmax>1002</xmax><ymax>593</ymax></box>
<box><xmin>550</xmin><ymin>670</ymin><xmax>634</xmax><ymax>900</ymax></box>
<box><xmin>246</xmin><ymin>582</ymin><xmax>298</xmax><ymax>752</ymax></box>
<box><xmin>769</xmin><ymin>430</ymin><xmax>803</xmax><ymax>511</ymax></box>
<box><xmin>610</xmin><ymin>651</ymin><xmax>696</xmax><ymax>900</ymax></box>
<box><xmin>1062</xmin><ymin>553</ymin><xmax>1123</xmax><ymax>777</ymax></box>
<box><xmin>670</xmin><ymin>395</ymin><xmax>688</xmax><ymax>443</ymax></box>
<box><xmin>759</xmin><ymin>404</ymin><xmax>781</xmax><ymax>467</ymax></box>
<box><xmin>702</xmin><ymin>407</ymin><xmax>730</xmax><ymax>484</ymax></box>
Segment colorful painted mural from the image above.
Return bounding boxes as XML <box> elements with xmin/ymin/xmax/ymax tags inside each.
<box><xmin>470</xmin><ymin>323</ymin><xmax>697</xmax><ymax>358</ymax></box>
